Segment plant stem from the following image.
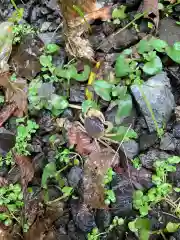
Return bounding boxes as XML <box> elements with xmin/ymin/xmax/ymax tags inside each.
<box><xmin>69</xmin><ymin>104</ymin><xmax>82</xmax><ymax>109</ymax></box>
<box><xmin>46</xmin><ymin>194</ymin><xmax>67</xmax><ymax>205</ymax></box>
<box><xmin>10</xmin><ymin>0</ymin><xmax>20</xmax><ymax>12</ymax></box>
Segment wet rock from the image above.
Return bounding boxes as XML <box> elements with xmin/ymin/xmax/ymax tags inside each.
<box><xmin>131</xmin><ymin>72</ymin><xmax>175</xmax><ymax>132</ymax></box>
<box><xmin>61</xmin><ymin>108</ymin><xmax>74</xmax><ymax>121</ymax></box>
<box><xmin>121</xmin><ymin>140</ymin><xmax>139</xmax><ymax>159</ymax></box>
<box><xmin>167</xmin><ymin>66</ymin><xmax>180</xmax><ymax>86</ymax></box>
<box><xmin>71</xmin><ymin>200</ymin><xmax>96</xmax><ymax>232</ymax></box>
<box><xmin>11</xmin><ymin>34</ymin><xmax>43</xmax><ymax>80</ymax></box>
<box><xmin>0</xmin><ymin>128</ymin><xmax>16</xmax><ymax>155</ymax></box>
<box><xmin>41</xmin><ymin>0</ymin><xmax>59</xmax><ymax>11</ymax></box>
<box><xmin>98</xmin><ymin>28</ymin><xmax>139</xmax><ymax>53</ymax></box>
<box><xmin>69</xmin><ymin>84</ymin><xmax>85</xmax><ymax>103</ymax></box>
<box><xmin>139</xmin><ymin>149</ymin><xmax>170</xmax><ymax>170</ymax></box>
<box><xmin>173</xmin><ymin>123</ymin><xmax>180</xmax><ymax>138</ymax></box>
<box><xmin>89</xmin><ymin>32</ymin><xmax>106</xmax><ymax>49</ymax></box>
<box><xmin>159</xmin><ymin>18</ymin><xmax>180</xmax><ymax>45</ymax></box>
<box><xmin>30</xmin><ymin>6</ymin><xmax>43</xmax><ymax>23</ymax></box>
<box><xmin>129</xmin><ymin>166</ymin><xmax>153</xmax><ymax>189</ymax></box>
<box><xmin>102</xmin><ymin>21</ymin><xmax>116</xmax><ymax>36</ymax></box>
<box><xmin>67</xmin><ymin>220</ymin><xmax>86</xmax><ymax>240</ymax></box>
<box><xmin>40</xmin><ymin>21</ymin><xmax>52</xmax><ymax>32</ymax></box>
<box><xmin>160</xmin><ymin>133</ymin><xmax>177</xmax><ymax>151</ymax></box>
<box><xmin>124</xmin><ymin>0</ymin><xmax>142</xmax><ymax>9</ymax></box>
<box><xmin>96</xmin><ymin>209</ymin><xmax>111</xmax><ymax>231</ymax></box>
<box><xmin>38</xmin><ymin>111</ymin><xmax>56</xmax><ymax>134</ymax></box>
<box><xmin>38</xmin><ymin>82</ymin><xmax>55</xmax><ymax>100</ymax></box>
<box><xmin>111</xmin><ymin>174</ymin><xmax>134</xmax><ymax>217</ymax></box>
<box><xmin>38</xmin><ymin>31</ymin><xmax>64</xmax><ymax>45</ymax></box>
<box><xmin>139</xmin><ymin>133</ymin><xmax>158</xmax><ymax>151</ymax></box>
<box><xmin>68</xmin><ymin>167</ymin><xmax>83</xmax><ymax>188</ymax></box>
<box><xmin>40</xmin><ymin>6</ymin><xmax>50</xmax><ymax>15</ymax></box>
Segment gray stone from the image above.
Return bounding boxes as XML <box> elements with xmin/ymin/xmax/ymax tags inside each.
<box><xmin>121</xmin><ymin>140</ymin><xmax>139</xmax><ymax>159</ymax></box>
<box><xmin>139</xmin><ymin>149</ymin><xmax>170</xmax><ymax>170</ymax></box>
<box><xmin>131</xmin><ymin>72</ymin><xmax>175</xmax><ymax>132</ymax></box>
<box><xmin>67</xmin><ymin>167</ymin><xmax>82</xmax><ymax>188</ymax></box>
<box><xmin>38</xmin><ymin>31</ymin><xmax>64</xmax><ymax>45</ymax></box>
<box><xmin>40</xmin><ymin>21</ymin><xmax>52</xmax><ymax>32</ymax></box>
<box><xmin>173</xmin><ymin>123</ymin><xmax>180</xmax><ymax>139</ymax></box>
<box><xmin>98</xmin><ymin>28</ymin><xmax>139</xmax><ymax>53</ymax></box>
<box><xmin>160</xmin><ymin>133</ymin><xmax>177</xmax><ymax>151</ymax></box>
<box><xmin>159</xmin><ymin>18</ymin><xmax>180</xmax><ymax>46</ymax></box>
<box><xmin>139</xmin><ymin>133</ymin><xmax>158</xmax><ymax>151</ymax></box>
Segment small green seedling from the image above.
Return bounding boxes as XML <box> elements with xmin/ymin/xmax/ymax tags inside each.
<box><xmin>0</xmin><ymin>183</ymin><xmax>24</xmax><ymax>226</ymax></box>
<box><xmin>14</xmin><ymin>118</ymin><xmax>39</xmax><ymax>155</ymax></box>
<box><xmin>0</xmin><ymin>151</ymin><xmax>14</xmax><ymax>167</ymax></box>
<box><xmin>131</xmin><ymin>157</ymin><xmax>142</xmax><ymax>170</ymax></box>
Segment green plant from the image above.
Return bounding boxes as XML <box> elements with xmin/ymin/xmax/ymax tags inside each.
<box><xmin>14</xmin><ymin>118</ymin><xmax>39</xmax><ymax>155</ymax></box>
<box><xmin>103</xmin><ymin>168</ymin><xmax>115</xmax><ymax>185</ymax></box>
<box><xmin>104</xmin><ymin>189</ymin><xmax>116</xmax><ymax>205</ymax></box>
<box><xmin>131</xmin><ymin>157</ymin><xmax>142</xmax><ymax>170</ymax></box>
<box><xmin>88</xmin><ymin>217</ymin><xmax>124</xmax><ymax>240</ymax></box>
<box><xmin>12</xmin><ymin>23</ymin><xmax>35</xmax><ymax>44</ymax></box>
<box><xmin>0</xmin><ymin>151</ymin><xmax>14</xmax><ymax>167</ymax></box>
<box><xmin>0</xmin><ymin>183</ymin><xmax>24</xmax><ymax>226</ymax></box>
<box><xmin>133</xmin><ymin>156</ymin><xmax>180</xmax><ymax>217</ymax></box>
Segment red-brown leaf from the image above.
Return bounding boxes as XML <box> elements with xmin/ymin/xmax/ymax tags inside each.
<box><xmin>83</xmin><ymin>148</ymin><xmax>119</xmax><ymax>208</ymax></box>
<box><xmin>138</xmin><ymin>0</ymin><xmax>159</xmax><ymax>28</ymax></box>
<box><xmin>0</xmin><ymin>177</ymin><xmax>8</xmax><ymax>187</ymax></box>
<box><xmin>67</xmin><ymin>122</ymin><xmax>99</xmax><ymax>155</ymax></box>
<box><xmin>15</xmin><ymin>155</ymin><xmax>34</xmax><ymax>189</ymax></box>
<box><xmin>0</xmin><ymin>102</ymin><xmax>17</xmax><ymax>127</ymax></box>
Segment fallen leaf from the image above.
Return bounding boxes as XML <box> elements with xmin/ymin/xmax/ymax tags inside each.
<box><xmin>83</xmin><ymin>148</ymin><xmax>119</xmax><ymax>208</ymax></box>
<box><xmin>0</xmin><ymin>72</ymin><xmax>27</xmax><ymax>117</ymax></box>
<box><xmin>0</xmin><ymin>102</ymin><xmax>17</xmax><ymax>127</ymax></box>
<box><xmin>67</xmin><ymin>122</ymin><xmax>99</xmax><ymax>155</ymax></box>
<box><xmin>15</xmin><ymin>155</ymin><xmax>34</xmax><ymax>190</ymax></box>
<box><xmin>138</xmin><ymin>0</ymin><xmax>159</xmax><ymax>29</ymax></box>
<box><xmin>0</xmin><ymin>177</ymin><xmax>8</xmax><ymax>187</ymax></box>
<box><xmin>5</xmin><ymin>77</ymin><xmax>28</xmax><ymax>117</ymax></box>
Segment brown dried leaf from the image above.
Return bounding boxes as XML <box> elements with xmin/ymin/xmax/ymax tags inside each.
<box><xmin>83</xmin><ymin>149</ymin><xmax>119</xmax><ymax>208</ymax></box>
<box><xmin>0</xmin><ymin>72</ymin><xmax>27</xmax><ymax>117</ymax></box>
<box><xmin>67</xmin><ymin>122</ymin><xmax>99</xmax><ymax>155</ymax></box>
<box><xmin>15</xmin><ymin>155</ymin><xmax>34</xmax><ymax>190</ymax></box>
<box><xmin>0</xmin><ymin>102</ymin><xmax>17</xmax><ymax>127</ymax></box>
<box><xmin>5</xmin><ymin>77</ymin><xmax>28</xmax><ymax>117</ymax></box>
<box><xmin>138</xmin><ymin>0</ymin><xmax>159</xmax><ymax>28</ymax></box>
<box><xmin>0</xmin><ymin>177</ymin><xmax>8</xmax><ymax>187</ymax></box>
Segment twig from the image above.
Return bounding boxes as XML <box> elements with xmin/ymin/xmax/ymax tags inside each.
<box><xmin>68</xmin><ymin>103</ymin><xmax>82</xmax><ymax>109</ymax></box>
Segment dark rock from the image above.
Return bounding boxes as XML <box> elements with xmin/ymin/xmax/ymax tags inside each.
<box><xmin>131</xmin><ymin>72</ymin><xmax>175</xmax><ymax>132</ymax></box>
<box><xmin>0</xmin><ymin>164</ymin><xmax>8</xmax><ymax>177</ymax></box>
<box><xmin>89</xmin><ymin>32</ymin><xmax>106</xmax><ymax>49</ymax></box>
<box><xmin>159</xmin><ymin>18</ymin><xmax>180</xmax><ymax>45</ymax></box>
<box><xmin>98</xmin><ymin>28</ymin><xmax>139</xmax><ymax>53</ymax></box>
<box><xmin>68</xmin><ymin>167</ymin><xmax>83</xmax><ymax>188</ymax></box>
<box><xmin>102</xmin><ymin>21</ymin><xmax>116</xmax><ymax>36</ymax></box>
<box><xmin>38</xmin><ymin>31</ymin><xmax>64</xmax><ymax>45</ymax></box>
<box><xmin>139</xmin><ymin>149</ymin><xmax>170</xmax><ymax>170</ymax></box>
<box><xmin>111</xmin><ymin>174</ymin><xmax>134</xmax><ymax>217</ymax></box>
<box><xmin>129</xmin><ymin>165</ymin><xmax>153</xmax><ymax>189</ymax></box>
<box><xmin>139</xmin><ymin>133</ymin><xmax>158</xmax><ymax>151</ymax></box>
<box><xmin>67</xmin><ymin>220</ymin><xmax>86</xmax><ymax>240</ymax></box>
<box><xmin>96</xmin><ymin>209</ymin><xmax>111</xmax><ymax>231</ymax></box>
<box><xmin>124</xmin><ymin>0</ymin><xmax>142</xmax><ymax>9</ymax></box>
<box><xmin>61</xmin><ymin>108</ymin><xmax>74</xmax><ymax>121</ymax></box>
<box><xmin>0</xmin><ymin>128</ymin><xmax>16</xmax><ymax>155</ymax></box>
<box><xmin>47</xmin><ymin>186</ymin><xmax>61</xmax><ymax>201</ymax></box>
<box><xmin>33</xmin><ymin>153</ymin><xmax>46</xmax><ymax>175</ymax></box>
<box><xmin>30</xmin><ymin>6</ymin><xmax>43</xmax><ymax>23</ymax></box>
<box><xmin>38</xmin><ymin>82</ymin><xmax>55</xmax><ymax>100</ymax></box>
<box><xmin>171</xmin><ymin>230</ymin><xmax>180</xmax><ymax>240</ymax></box>
<box><xmin>160</xmin><ymin>133</ymin><xmax>177</xmax><ymax>151</ymax></box>
<box><xmin>167</xmin><ymin>66</ymin><xmax>180</xmax><ymax>86</ymax></box>
<box><xmin>52</xmin><ymin>49</ymin><xmax>66</xmax><ymax>67</ymax></box>
<box><xmin>40</xmin><ymin>21</ymin><xmax>52</xmax><ymax>32</ymax></box>
<box><xmin>121</xmin><ymin>140</ymin><xmax>139</xmax><ymax>159</ymax></box>
<box><xmin>41</xmin><ymin>0</ymin><xmax>59</xmax><ymax>11</ymax></box>
<box><xmin>11</xmin><ymin>34</ymin><xmax>43</xmax><ymax>80</ymax></box>
<box><xmin>40</xmin><ymin>7</ymin><xmax>50</xmax><ymax>15</ymax></box>
<box><xmin>69</xmin><ymin>84</ymin><xmax>85</xmax><ymax>103</ymax></box>
<box><xmin>175</xmin><ymin>141</ymin><xmax>180</xmax><ymax>155</ymax></box>
<box><xmin>49</xmin><ymin>22</ymin><xmax>59</xmax><ymax>31</ymax></box>
<box><xmin>173</xmin><ymin>123</ymin><xmax>180</xmax><ymax>138</ymax></box>
<box><xmin>169</xmin><ymin>164</ymin><xmax>180</xmax><ymax>185</ymax></box>
<box><xmin>38</xmin><ymin>111</ymin><xmax>56</xmax><ymax>133</ymax></box>
<box><xmin>71</xmin><ymin>200</ymin><xmax>96</xmax><ymax>232</ymax></box>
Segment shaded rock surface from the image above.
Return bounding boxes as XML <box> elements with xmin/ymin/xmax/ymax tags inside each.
<box><xmin>159</xmin><ymin>18</ymin><xmax>180</xmax><ymax>45</ymax></box>
<box><xmin>121</xmin><ymin>140</ymin><xmax>139</xmax><ymax>159</ymax></box>
<box><xmin>160</xmin><ymin>133</ymin><xmax>177</xmax><ymax>151</ymax></box>
<box><xmin>139</xmin><ymin>149</ymin><xmax>170</xmax><ymax>169</ymax></box>
<box><xmin>139</xmin><ymin>133</ymin><xmax>158</xmax><ymax>151</ymax></box>
<box><xmin>131</xmin><ymin>72</ymin><xmax>175</xmax><ymax>132</ymax></box>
